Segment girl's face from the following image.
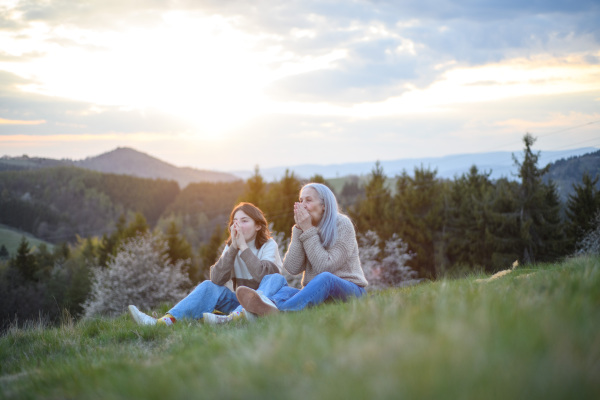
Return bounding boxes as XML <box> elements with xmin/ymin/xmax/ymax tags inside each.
<box><xmin>233</xmin><ymin>210</ymin><xmax>261</xmax><ymax>243</ymax></box>
<box><xmin>299</xmin><ymin>187</ymin><xmax>325</xmax><ymax>226</ymax></box>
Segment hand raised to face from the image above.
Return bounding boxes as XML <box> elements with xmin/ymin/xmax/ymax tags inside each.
<box><xmin>230</xmin><ymin>222</ymin><xmax>239</xmax><ymax>249</ymax></box>
<box><xmin>294</xmin><ymin>202</ymin><xmax>313</xmax><ymax>231</ymax></box>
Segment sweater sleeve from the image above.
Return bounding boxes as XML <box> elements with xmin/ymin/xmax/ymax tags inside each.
<box><xmin>300</xmin><ymin>217</ymin><xmax>357</xmax><ymax>275</ymax></box>
<box><xmin>282</xmin><ymin>226</ymin><xmax>307</xmax><ymax>276</ymax></box>
<box><xmin>209</xmin><ymin>245</ymin><xmax>237</xmax><ymax>286</ymax></box>
<box><xmin>239</xmin><ymin>240</ymin><xmax>281</xmax><ymax>281</ymax></box>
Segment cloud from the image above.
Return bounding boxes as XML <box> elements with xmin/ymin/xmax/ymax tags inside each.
<box><xmin>0</xmin><ymin>70</ymin><xmax>191</xmax><ymax>135</ymax></box>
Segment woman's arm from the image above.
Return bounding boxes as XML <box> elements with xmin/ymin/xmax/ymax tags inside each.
<box><xmin>282</xmin><ymin>226</ymin><xmax>307</xmax><ymax>275</ymax></box>
<box><xmin>239</xmin><ymin>240</ymin><xmax>281</xmax><ymax>281</ymax></box>
<box><xmin>300</xmin><ymin>216</ymin><xmax>356</xmax><ymax>274</ymax></box>
<box><xmin>209</xmin><ymin>245</ymin><xmax>237</xmax><ymax>286</ymax></box>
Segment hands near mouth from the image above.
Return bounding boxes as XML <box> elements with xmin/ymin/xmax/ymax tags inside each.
<box><xmin>294</xmin><ymin>202</ymin><xmax>312</xmax><ymax>231</ymax></box>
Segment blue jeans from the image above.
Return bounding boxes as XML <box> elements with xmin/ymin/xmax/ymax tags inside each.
<box><xmin>167</xmin><ymin>276</ymin><xmax>301</xmax><ymax>320</ymax></box>
<box><xmin>257</xmin><ymin>272</ymin><xmax>366</xmax><ymax>312</ymax></box>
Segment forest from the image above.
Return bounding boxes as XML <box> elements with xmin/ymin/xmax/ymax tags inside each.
<box><xmin>0</xmin><ymin>134</ymin><xmax>599</xmax><ymax>331</ymax></box>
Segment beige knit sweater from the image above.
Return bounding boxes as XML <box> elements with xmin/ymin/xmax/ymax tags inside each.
<box><xmin>283</xmin><ymin>213</ymin><xmax>368</xmax><ymax>288</ymax></box>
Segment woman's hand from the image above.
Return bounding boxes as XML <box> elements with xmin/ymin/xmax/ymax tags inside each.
<box><xmin>294</xmin><ymin>202</ymin><xmax>312</xmax><ymax>231</ymax></box>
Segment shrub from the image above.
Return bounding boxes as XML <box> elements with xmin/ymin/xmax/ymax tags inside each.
<box><xmin>576</xmin><ymin>211</ymin><xmax>600</xmax><ymax>255</ymax></box>
<box><xmin>83</xmin><ymin>233</ymin><xmax>190</xmax><ymax>317</ymax></box>
<box><xmin>359</xmin><ymin>230</ymin><xmax>417</xmax><ymax>290</ymax></box>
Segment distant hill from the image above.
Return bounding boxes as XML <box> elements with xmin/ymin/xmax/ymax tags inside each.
<box><xmin>545</xmin><ymin>150</ymin><xmax>600</xmax><ymax>201</ymax></box>
<box><xmin>231</xmin><ymin>147</ymin><xmax>599</xmax><ymax>182</ymax></box>
<box><xmin>0</xmin><ymin>147</ymin><xmax>240</xmax><ymax>188</ymax></box>
<box><xmin>74</xmin><ymin>147</ymin><xmax>239</xmax><ymax>188</ymax></box>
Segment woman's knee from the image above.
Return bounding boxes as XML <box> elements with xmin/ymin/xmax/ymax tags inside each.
<box><xmin>313</xmin><ymin>271</ymin><xmax>336</xmax><ymax>283</ymax></box>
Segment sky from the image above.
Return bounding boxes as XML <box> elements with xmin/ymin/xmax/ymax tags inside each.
<box><xmin>0</xmin><ymin>0</ymin><xmax>599</xmax><ymax>172</ymax></box>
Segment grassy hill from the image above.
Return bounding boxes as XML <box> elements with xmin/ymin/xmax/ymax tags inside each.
<box><xmin>1</xmin><ymin>255</ymin><xmax>598</xmax><ymax>399</ymax></box>
<box><xmin>0</xmin><ymin>224</ymin><xmax>54</xmax><ymax>258</ymax></box>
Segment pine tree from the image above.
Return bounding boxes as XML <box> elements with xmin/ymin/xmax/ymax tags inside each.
<box><xmin>445</xmin><ymin>166</ymin><xmax>495</xmax><ymax>271</ymax></box>
<box><xmin>241</xmin><ymin>165</ymin><xmax>267</xmax><ymax>208</ymax></box>
<box><xmin>14</xmin><ymin>236</ymin><xmax>37</xmax><ymax>281</ymax></box>
<box><xmin>165</xmin><ymin>221</ymin><xmax>193</xmax><ymax>264</ymax></box>
<box><xmin>198</xmin><ymin>225</ymin><xmax>228</xmax><ymax>281</ymax></box>
<box><xmin>513</xmin><ymin>133</ymin><xmax>565</xmax><ymax>263</ymax></box>
<box><xmin>0</xmin><ymin>244</ymin><xmax>9</xmax><ymax>260</ymax></box>
<box><xmin>565</xmin><ymin>172</ymin><xmax>600</xmax><ymax>251</ymax></box>
<box><xmin>486</xmin><ymin>178</ymin><xmax>521</xmax><ymax>269</ymax></box>
<box><xmin>265</xmin><ymin>169</ymin><xmax>301</xmax><ymax>237</ymax></box>
<box><xmin>352</xmin><ymin>161</ymin><xmax>393</xmax><ymax>240</ymax></box>
<box><xmin>393</xmin><ymin>166</ymin><xmax>444</xmax><ymax>277</ymax></box>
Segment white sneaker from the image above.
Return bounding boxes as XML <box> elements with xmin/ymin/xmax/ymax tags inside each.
<box><xmin>203</xmin><ymin>312</ymin><xmax>233</xmax><ymax>325</ymax></box>
<box><xmin>128</xmin><ymin>305</ymin><xmax>157</xmax><ymax>326</ymax></box>
<box><xmin>243</xmin><ymin>309</ymin><xmax>258</xmax><ymax>323</ymax></box>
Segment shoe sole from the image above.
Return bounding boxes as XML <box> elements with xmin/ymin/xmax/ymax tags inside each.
<box><xmin>236</xmin><ymin>287</ymin><xmax>279</xmax><ymax>317</ymax></box>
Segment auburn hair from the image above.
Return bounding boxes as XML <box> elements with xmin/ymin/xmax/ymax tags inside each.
<box><xmin>226</xmin><ymin>202</ymin><xmax>271</xmax><ymax>249</ymax></box>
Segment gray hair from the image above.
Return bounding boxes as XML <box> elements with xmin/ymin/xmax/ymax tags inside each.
<box><xmin>302</xmin><ymin>183</ymin><xmax>339</xmax><ymax>248</ymax></box>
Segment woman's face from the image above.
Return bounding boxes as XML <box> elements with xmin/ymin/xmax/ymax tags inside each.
<box><xmin>299</xmin><ymin>187</ymin><xmax>325</xmax><ymax>226</ymax></box>
<box><xmin>233</xmin><ymin>210</ymin><xmax>261</xmax><ymax>243</ymax></box>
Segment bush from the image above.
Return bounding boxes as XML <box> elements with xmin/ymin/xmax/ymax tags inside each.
<box><xmin>83</xmin><ymin>233</ymin><xmax>191</xmax><ymax>317</ymax></box>
<box><xmin>576</xmin><ymin>211</ymin><xmax>600</xmax><ymax>255</ymax></box>
<box><xmin>359</xmin><ymin>230</ymin><xmax>417</xmax><ymax>290</ymax></box>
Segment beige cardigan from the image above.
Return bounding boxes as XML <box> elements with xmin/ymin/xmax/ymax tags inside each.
<box><xmin>283</xmin><ymin>214</ymin><xmax>368</xmax><ymax>288</ymax></box>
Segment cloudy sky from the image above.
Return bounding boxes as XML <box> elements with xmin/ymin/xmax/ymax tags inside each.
<box><xmin>1</xmin><ymin>0</ymin><xmax>599</xmax><ymax>172</ymax></box>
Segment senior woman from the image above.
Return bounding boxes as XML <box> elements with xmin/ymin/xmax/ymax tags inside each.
<box><xmin>236</xmin><ymin>183</ymin><xmax>368</xmax><ymax>315</ymax></box>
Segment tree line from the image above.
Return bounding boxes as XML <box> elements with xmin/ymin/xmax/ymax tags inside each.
<box><xmin>0</xmin><ymin>134</ymin><xmax>598</xmax><ymax>331</ymax></box>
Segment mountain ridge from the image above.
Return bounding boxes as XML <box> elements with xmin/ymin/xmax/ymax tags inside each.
<box><xmin>229</xmin><ymin>147</ymin><xmax>600</xmax><ymax>181</ymax></box>
<box><xmin>0</xmin><ymin>147</ymin><xmax>240</xmax><ymax>188</ymax></box>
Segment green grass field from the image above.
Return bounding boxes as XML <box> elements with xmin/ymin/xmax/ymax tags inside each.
<box><xmin>1</xmin><ymin>255</ymin><xmax>599</xmax><ymax>399</ymax></box>
<box><xmin>0</xmin><ymin>224</ymin><xmax>54</xmax><ymax>258</ymax></box>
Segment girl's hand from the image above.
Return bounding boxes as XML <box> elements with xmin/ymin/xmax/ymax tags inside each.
<box><xmin>294</xmin><ymin>202</ymin><xmax>312</xmax><ymax>231</ymax></box>
<box><xmin>234</xmin><ymin>226</ymin><xmax>248</xmax><ymax>251</ymax></box>
<box><xmin>230</xmin><ymin>223</ymin><xmax>239</xmax><ymax>249</ymax></box>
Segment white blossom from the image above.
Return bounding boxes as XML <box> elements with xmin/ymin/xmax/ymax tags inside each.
<box><xmin>83</xmin><ymin>233</ymin><xmax>191</xmax><ymax>317</ymax></box>
<box><xmin>359</xmin><ymin>230</ymin><xmax>417</xmax><ymax>290</ymax></box>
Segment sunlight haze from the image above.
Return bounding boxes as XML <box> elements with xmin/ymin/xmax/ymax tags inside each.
<box><xmin>0</xmin><ymin>0</ymin><xmax>598</xmax><ymax>172</ymax></box>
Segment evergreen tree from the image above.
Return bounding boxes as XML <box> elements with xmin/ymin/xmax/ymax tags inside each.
<box><xmin>241</xmin><ymin>165</ymin><xmax>267</xmax><ymax>208</ymax></box>
<box><xmin>198</xmin><ymin>224</ymin><xmax>227</xmax><ymax>281</ymax></box>
<box><xmin>14</xmin><ymin>236</ymin><xmax>37</xmax><ymax>281</ymax></box>
<box><xmin>339</xmin><ymin>175</ymin><xmax>364</xmax><ymax>210</ymax></box>
<box><xmin>122</xmin><ymin>212</ymin><xmax>149</xmax><ymax>239</ymax></box>
<box><xmin>0</xmin><ymin>244</ymin><xmax>9</xmax><ymax>260</ymax></box>
<box><xmin>486</xmin><ymin>178</ymin><xmax>521</xmax><ymax>269</ymax></box>
<box><xmin>352</xmin><ymin>161</ymin><xmax>394</xmax><ymax>240</ymax></box>
<box><xmin>513</xmin><ymin>133</ymin><xmax>565</xmax><ymax>263</ymax></box>
<box><xmin>98</xmin><ymin>214</ymin><xmax>126</xmax><ymax>267</ymax></box>
<box><xmin>165</xmin><ymin>220</ymin><xmax>193</xmax><ymax>264</ymax></box>
<box><xmin>565</xmin><ymin>172</ymin><xmax>600</xmax><ymax>251</ymax></box>
<box><xmin>445</xmin><ymin>166</ymin><xmax>495</xmax><ymax>271</ymax></box>
<box><xmin>265</xmin><ymin>169</ymin><xmax>301</xmax><ymax>237</ymax></box>
<box><xmin>393</xmin><ymin>166</ymin><xmax>444</xmax><ymax>277</ymax></box>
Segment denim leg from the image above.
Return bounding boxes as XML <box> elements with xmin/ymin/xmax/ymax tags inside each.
<box><xmin>255</xmin><ymin>273</ymin><xmax>290</xmax><ymax>298</ymax></box>
<box><xmin>271</xmin><ymin>286</ymin><xmax>300</xmax><ymax>309</ymax></box>
<box><xmin>168</xmin><ymin>280</ymin><xmax>240</xmax><ymax>320</ymax></box>
<box><xmin>278</xmin><ymin>272</ymin><xmax>366</xmax><ymax>312</ymax></box>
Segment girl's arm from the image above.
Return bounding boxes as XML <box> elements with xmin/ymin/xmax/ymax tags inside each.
<box><xmin>282</xmin><ymin>226</ymin><xmax>307</xmax><ymax>275</ymax></box>
<box><xmin>239</xmin><ymin>240</ymin><xmax>281</xmax><ymax>281</ymax></box>
<box><xmin>300</xmin><ymin>217</ymin><xmax>356</xmax><ymax>275</ymax></box>
<box><xmin>209</xmin><ymin>245</ymin><xmax>237</xmax><ymax>286</ymax></box>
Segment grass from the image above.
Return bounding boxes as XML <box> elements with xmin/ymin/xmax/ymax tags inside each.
<box><xmin>1</xmin><ymin>255</ymin><xmax>599</xmax><ymax>399</ymax></box>
<box><xmin>0</xmin><ymin>224</ymin><xmax>54</xmax><ymax>258</ymax></box>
